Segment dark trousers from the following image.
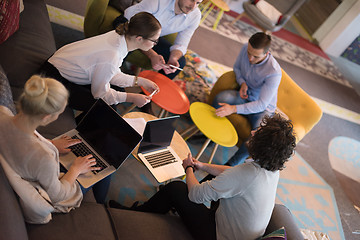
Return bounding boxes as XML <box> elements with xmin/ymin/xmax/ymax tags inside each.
<box><xmin>135</xmin><ymin>181</ymin><xmax>217</xmax><ymax>240</ymax></box>
<box><xmin>152</xmin><ymin>37</ymin><xmax>186</xmax><ymax>80</ymax></box>
<box><xmin>38</xmin><ymin>61</ymin><xmax>125</xmax><ymax>113</ymax></box>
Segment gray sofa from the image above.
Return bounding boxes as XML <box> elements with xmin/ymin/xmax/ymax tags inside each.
<box><xmin>0</xmin><ymin>0</ymin><xmax>304</xmax><ymax>239</ymax></box>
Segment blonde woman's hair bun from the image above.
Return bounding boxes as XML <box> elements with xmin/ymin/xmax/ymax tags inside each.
<box><xmin>24</xmin><ymin>75</ymin><xmax>48</xmax><ymax>98</ymax></box>
<box><xmin>18</xmin><ymin>75</ymin><xmax>69</xmax><ymax>116</ymax></box>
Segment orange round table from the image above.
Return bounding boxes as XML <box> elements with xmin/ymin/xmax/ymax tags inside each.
<box><xmin>139</xmin><ymin>70</ymin><xmax>190</xmax><ymax>118</ymax></box>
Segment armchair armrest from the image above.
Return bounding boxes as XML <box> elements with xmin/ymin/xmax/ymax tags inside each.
<box><xmin>207</xmin><ymin>71</ymin><xmax>239</xmax><ymax>105</ymax></box>
<box><xmin>84</xmin><ymin>0</ymin><xmax>115</xmax><ymax>38</ymax></box>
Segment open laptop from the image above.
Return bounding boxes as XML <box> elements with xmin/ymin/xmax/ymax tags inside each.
<box><xmin>137</xmin><ymin>116</ymin><xmax>185</xmax><ymax>183</ymax></box>
<box><xmin>57</xmin><ymin>99</ymin><xmax>142</xmax><ymax>188</ymax></box>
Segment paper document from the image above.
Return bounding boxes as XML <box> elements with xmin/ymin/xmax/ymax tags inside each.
<box><xmin>124</xmin><ymin>118</ymin><xmax>147</xmax><ymax>135</ymax></box>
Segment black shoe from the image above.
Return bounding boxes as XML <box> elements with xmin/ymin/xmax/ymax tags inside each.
<box><xmin>107</xmin><ymin>200</ymin><xmax>139</xmax><ymax>210</ymax></box>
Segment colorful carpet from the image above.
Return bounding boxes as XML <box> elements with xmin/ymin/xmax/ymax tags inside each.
<box><xmin>329</xmin><ymin>137</ymin><xmax>360</xmax><ymax>209</ymax></box>
<box><xmin>278</xmin><ymin>152</ymin><xmax>345</xmax><ymax>240</ymax></box>
<box><xmin>200</xmin><ymin>11</ymin><xmax>351</xmax><ymax>88</ymax></box>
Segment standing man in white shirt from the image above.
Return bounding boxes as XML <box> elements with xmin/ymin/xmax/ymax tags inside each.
<box><xmin>117</xmin><ymin>0</ymin><xmax>202</xmax><ymax>79</ymax></box>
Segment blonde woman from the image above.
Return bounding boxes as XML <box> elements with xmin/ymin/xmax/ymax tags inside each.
<box><xmin>0</xmin><ymin>75</ymin><xmax>110</xmax><ymax>208</ymax></box>
<box><xmin>39</xmin><ymin>12</ymin><xmax>161</xmax><ymax>112</ymax></box>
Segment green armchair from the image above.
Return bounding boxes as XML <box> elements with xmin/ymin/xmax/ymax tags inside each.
<box><xmin>83</xmin><ymin>0</ymin><xmax>177</xmax><ymax>70</ymax></box>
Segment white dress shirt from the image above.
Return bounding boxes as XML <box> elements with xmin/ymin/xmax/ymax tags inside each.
<box><xmin>49</xmin><ymin>31</ymin><xmax>135</xmax><ymax>105</ymax></box>
<box><xmin>124</xmin><ymin>0</ymin><xmax>201</xmax><ymax>55</ymax></box>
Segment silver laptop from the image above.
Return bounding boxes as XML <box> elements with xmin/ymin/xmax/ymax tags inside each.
<box><xmin>57</xmin><ymin>99</ymin><xmax>142</xmax><ymax>188</ymax></box>
<box><xmin>137</xmin><ymin>116</ymin><xmax>185</xmax><ymax>183</ymax></box>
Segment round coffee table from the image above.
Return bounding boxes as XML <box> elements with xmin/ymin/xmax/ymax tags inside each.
<box><xmin>139</xmin><ymin>70</ymin><xmax>190</xmax><ymax>118</ymax></box>
<box><xmin>189</xmin><ymin>102</ymin><xmax>238</xmax><ymax>163</ymax></box>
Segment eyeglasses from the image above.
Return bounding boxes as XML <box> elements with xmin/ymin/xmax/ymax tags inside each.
<box><xmin>142</xmin><ymin>37</ymin><xmax>159</xmax><ymax>45</ymax></box>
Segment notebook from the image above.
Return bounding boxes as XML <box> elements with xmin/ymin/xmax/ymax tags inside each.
<box><xmin>57</xmin><ymin>99</ymin><xmax>142</xmax><ymax>188</ymax></box>
<box><xmin>137</xmin><ymin>115</ymin><xmax>185</xmax><ymax>183</ymax></box>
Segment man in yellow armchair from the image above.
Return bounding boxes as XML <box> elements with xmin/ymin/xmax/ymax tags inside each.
<box><xmin>213</xmin><ymin>32</ymin><xmax>282</xmax><ymax>166</ymax></box>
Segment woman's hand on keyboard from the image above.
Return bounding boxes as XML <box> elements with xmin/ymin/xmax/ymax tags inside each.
<box><xmin>63</xmin><ymin>155</ymin><xmax>101</xmax><ymax>185</ymax></box>
<box><xmin>71</xmin><ymin>155</ymin><xmax>101</xmax><ymax>175</ymax></box>
<box><xmin>50</xmin><ymin>135</ymin><xmax>82</xmax><ymax>154</ymax></box>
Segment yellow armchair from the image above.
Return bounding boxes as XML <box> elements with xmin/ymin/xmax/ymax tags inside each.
<box><xmin>208</xmin><ymin>70</ymin><xmax>323</xmax><ymax>146</ymax></box>
<box><xmin>83</xmin><ymin>0</ymin><xmax>177</xmax><ymax>70</ymax></box>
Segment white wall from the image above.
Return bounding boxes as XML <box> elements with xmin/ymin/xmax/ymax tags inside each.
<box><xmin>313</xmin><ymin>0</ymin><xmax>360</xmax><ymax>57</ymax></box>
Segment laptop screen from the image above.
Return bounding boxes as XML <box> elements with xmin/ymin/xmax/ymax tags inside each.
<box><xmin>138</xmin><ymin>115</ymin><xmax>179</xmax><ymax>153</ymax></box>
<box><xmin>76</xmin><ymin>99</ymin><xmax>142</xmax><ymax>168</ymax></box>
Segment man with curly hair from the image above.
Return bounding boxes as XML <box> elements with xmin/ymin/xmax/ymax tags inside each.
<box><xmin>108</xmin><ymin>114</ymin><xmax>296</xmax><ymax>240</ymax></box>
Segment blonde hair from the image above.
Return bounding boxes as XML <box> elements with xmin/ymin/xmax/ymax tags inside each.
<box><xmin>18</xmin><ymin>75</ymin><xmax>69</xmax><ymax>115</ymax></box>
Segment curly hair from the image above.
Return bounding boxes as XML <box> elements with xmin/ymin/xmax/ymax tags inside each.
<box><xmin>246</xmin><ymin>114</ymin><xmax>296</xmax><ymax>171</ymax></box>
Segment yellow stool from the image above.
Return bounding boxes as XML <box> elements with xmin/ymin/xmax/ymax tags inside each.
<box><xmin>200</xmin><ymin>0</ymin><xmax>230</xmax><ymax>30</ymax></box>
<box><xmin>188</xmin><ymin>102</ymin><xmax>238</xmax><ymax>164</ymax></box>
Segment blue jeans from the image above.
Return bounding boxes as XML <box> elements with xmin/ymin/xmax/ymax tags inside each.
<box><xmin>80</xmin><ymin>175</ymin><xmax>111</xmax><ymax>204</ymax></box>
<box><xmin>213</xmin><ymin>90</ymin><xmax>273</xmax><ymax>166</ymax></box>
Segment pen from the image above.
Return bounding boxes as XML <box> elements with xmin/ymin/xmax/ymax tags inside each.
<box><xmin>169</xmin><ymin>64</ymin><xmax>183</xmax><ymax>71</ymax></box>
<box><xmin>160</xmin><ymin>63</ymin><xmax>183</xmax><ymax>71</ymax></box>
<box><xmin>149</xmin><ymin>90</ymin><xmax>157</xmax><ymax>97</ymax></box>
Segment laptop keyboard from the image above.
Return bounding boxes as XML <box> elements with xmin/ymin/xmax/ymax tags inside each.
<box><xmin>144</xmin><ymin>150</ymin><xmax>177</xmax><ymax>168</ymax></box>
<box><xmin>68</xmin><ymin>136</ymin><xmax>107</xmax><ymax>174</ymax></box>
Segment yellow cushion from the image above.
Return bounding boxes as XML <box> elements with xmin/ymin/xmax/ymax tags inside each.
<box><xmin>277</xmin><ymin>69</ymin><xmax>322</xmax><ymax>142</ymax></box>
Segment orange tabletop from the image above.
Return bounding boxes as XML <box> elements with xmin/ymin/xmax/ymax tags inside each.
<box><xmin>139</xmin><ymin>70</ymin><xmax>190</xmax><ymax>115</ymax></box>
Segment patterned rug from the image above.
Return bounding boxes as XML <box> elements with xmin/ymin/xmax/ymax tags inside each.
<box><xmin>200</xmin><ymin>11</ymin><xmax>351</xmax><ymax>88</ymax></box>
<box><xmin>328</xmin><ymin>137</ymin><xmax>360</xmax><ymax>209</ymax></box>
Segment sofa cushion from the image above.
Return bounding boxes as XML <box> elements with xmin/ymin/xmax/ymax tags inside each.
<box><xmin>0</xmin><ymin>0</ymin><xmax>56</xmax><ymax>97</ymax></box>
<box><xmin>0</xmin><ymin>158</ymin><xmax>28</xmax><ymax>240</ymax></box>
<box><xmin>0</xmin><ymin>0</ymin><xmax>20</xmax><ymax>44</ymax></box>
<box><xmin>107</xmin><ymin>208</ymin><xmax>194</xmax><ymax>240</ymax></box>
<box><xmin>0</xmin><ymin>155</ymin><xmax>54</xmax><ymax>224</ymax></box>
<box><xmin>27</xmin><ymin>202</ymin><xmax>116</xmax><ymax>240</ymax></box>
<box><xmin>0</xmin><ymin>65</ymin><xmax>16</xmax><ymax>114</ymax></box>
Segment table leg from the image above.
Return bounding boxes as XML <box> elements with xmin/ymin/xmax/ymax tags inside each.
<box><xmin>195</xmin><ymin>138</ymin><xmax>212</xmax><ymax>161</ymax></box>
<box><xmin>213</xmin><ymin>9</ymin><xmax>224</xmax><ymax>30</ymax></box>
<box><xmin>180</xmin><ymin>124</ymin><xmax>199</xmax><ymax>140</ymax></box>
<box><xmin>231</xmin><ymin>12</ymin><xmax>244</xmax><ymax>25</ymax></box>
<box><xmin>200</xmin><ymin>4</ymin><xmax>215</xmax><ymax>24</ymax></box>
<box><xmin>208</xmin><ymin>143</ymin><xmax>218</xmax><ymax>164</ymax></box>
<box><xmin>121</xmin><ymin>104</ymin><xmax>136</xmax><ymax>116</ymax></box>
<box><xmin>200</xmin><ymin>0</ymin><xmax>211</xmax><ymax>15</ymax></box>
<box><xmin>157</xmin><ymin>108</ymin><xmax>166</xmax><ymax>118</ymax></box>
